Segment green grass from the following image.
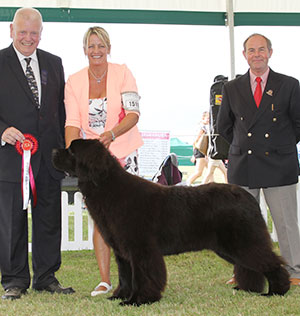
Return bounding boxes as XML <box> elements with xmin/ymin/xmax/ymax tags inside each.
<box><xmin>0</xmin><ymin>248</ymin><xmax>299</xmax><ymax>316</ymax></box>
<box><xmin>67</xmin><ymin>210</ymin><xmax>89</xmax><ymax>242</ymax></box>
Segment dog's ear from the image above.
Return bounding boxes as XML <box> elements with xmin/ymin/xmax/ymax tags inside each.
<box><xmin>70</xmin><ymin>139</ymin><xmax>116</xmax><ymax>183</ymax></box>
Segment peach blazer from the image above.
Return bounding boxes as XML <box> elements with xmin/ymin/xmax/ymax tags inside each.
<box><xmin>65</xmin><ymin>63</ymin><xmax>143</xmax><ymax>158</ymax></box>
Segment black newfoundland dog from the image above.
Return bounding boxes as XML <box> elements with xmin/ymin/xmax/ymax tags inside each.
<box><xmin>52</xmin><ymin>139</ymin><xmax>290</xmax><ymax>305</ymax></box>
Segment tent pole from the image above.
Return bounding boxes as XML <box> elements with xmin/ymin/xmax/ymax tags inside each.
<box><xmin>226</xmin><ymin>0</ymin><xmax>235</xmax><ymax>80</ymax></box>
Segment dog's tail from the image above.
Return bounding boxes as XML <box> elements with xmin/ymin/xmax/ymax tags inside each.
<box><xmin>263</xmin><ymin>265</ymin><xmax>290</xmax><ymax>296</ymax></box>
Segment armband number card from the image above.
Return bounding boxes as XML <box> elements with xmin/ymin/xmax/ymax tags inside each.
<box><xmin>121</xmin><ymin>91</ymin><xmax>140</xmax><ymax>113</ymax></box>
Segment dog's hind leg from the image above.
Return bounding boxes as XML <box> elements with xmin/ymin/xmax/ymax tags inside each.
<box><xmin>120</xmin><ymin>248</ymin><xmax>167</xmax><ymax>306</ymax></box>
<box><xmin>108</xmin><ymin>254</ymin><xmax>132</xmax><ymax>301</ymax></box>
<box><xmin>234</xmin><ymin>264</ymin><xmax>265</xmax><ymax>293</ymax></box>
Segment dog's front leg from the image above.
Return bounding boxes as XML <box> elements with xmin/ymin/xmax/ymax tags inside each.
<box><xmin>108</xmin><ymin>253</ymin><xmax>132</xmax><ymax>301</ymax></box>
<box><xmin>120</xmin><ymin>248</ymin><xmax>167</xmax><ymax>306</ymax></box>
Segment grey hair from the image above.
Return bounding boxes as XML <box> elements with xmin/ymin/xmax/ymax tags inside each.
<box><xmin>243</xmin><ymin>33</ymin><xmax>272</xmax><ymax>51</ymax></box>
<box><xmin>12</xmin><ymin>7</ymin><xmax>43</xmax><ymax>25</ymax></box>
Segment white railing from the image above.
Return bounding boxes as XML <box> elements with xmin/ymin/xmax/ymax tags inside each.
<box><xmin>28</xmin><ymin>192</ymin><xmax>94</xmax><ymax>252</ymax></box>
<box><xmin>60</xmin><ymin>191</ymin><xmax>94</xmax><ymax>250</ymax></box>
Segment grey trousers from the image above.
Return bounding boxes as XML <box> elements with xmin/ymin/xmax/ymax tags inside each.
<box><xmin>242</xmin><ymin>184</ymin><xmax>300</xmax><ymax>278</ymax></box>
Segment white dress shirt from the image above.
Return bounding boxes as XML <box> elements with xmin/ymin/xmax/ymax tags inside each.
<box><xmin>13</xmin><ymin>45</ymin><xmax>41</xmax><ymax>104</ymax></box>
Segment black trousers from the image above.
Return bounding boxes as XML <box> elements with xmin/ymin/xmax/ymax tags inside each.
<box><xmin>0</xmin><ymin>159</ymin><xmax>62</xmax><ymax>290</ymax></box>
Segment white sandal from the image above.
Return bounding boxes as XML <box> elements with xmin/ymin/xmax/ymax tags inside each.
<box><xmin>91</xmin><ymin>281</ymin><xmax>112</xmax><ymax>297</ymax></box>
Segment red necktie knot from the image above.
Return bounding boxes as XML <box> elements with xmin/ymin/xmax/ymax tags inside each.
<box><xmin>254</xmin><ymin>77</ymin><xmax>262</xmax><ymax>107</ymax></box>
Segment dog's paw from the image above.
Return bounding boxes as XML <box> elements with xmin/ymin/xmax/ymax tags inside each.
<box><xmin>261</xmin><ymin>293</ymin><xmax>272</xmax><ymax>297</ymax></box>
<box><xmin>108</xmin><ymin>291</ymin><xmax>131</xmax><ymax>301</ymax></box>
<box><xmin>261</xmin><ymin>291</ymin><xmax>286</xmax><ymax>297</ymax></box>
<box><xmin>119</xmin><ymin>295</ymin><xmax>161</xmax><ymax>306</ymax></box>
<box><xmin>109</xmin><ymin>290</ymin><xmax>131</xmax><ymax>301</ymax></box>
<box><xmin>119</xmin><ymin>299</ymin><xmax>142</xmax><ymax>307</ymax></box>
<box><xmin>107</xmin><ymin>295</ymin><xmax>122</xmax><ymax>301</ymax></box>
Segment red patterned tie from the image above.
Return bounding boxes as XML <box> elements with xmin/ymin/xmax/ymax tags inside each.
<box><xmin>254</xmin><ymin>77</ymin><xmax>262</xmax><ymax>108</ymax></box>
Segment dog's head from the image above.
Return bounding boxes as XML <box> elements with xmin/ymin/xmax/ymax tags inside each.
<box><xmin>52</xmin><ymin>139</ymin><xmax>117</xmax><ymax>182</ymax></box>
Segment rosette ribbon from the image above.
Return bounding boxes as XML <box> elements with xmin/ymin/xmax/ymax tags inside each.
<box><xmin>15</xmin><ymin>134</ymin><xmax>38</xmax><ymax>210</ymax></box>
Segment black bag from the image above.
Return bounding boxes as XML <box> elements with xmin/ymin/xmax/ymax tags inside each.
<box><xmin>208</xmin><ymin>75</ymin><xmax>230</xmax><ymax>160</ymax></box>
<box><xmin>152</xmin><ymin>154</ymin><xmax>182</xmax><ymax>185</ymax></box>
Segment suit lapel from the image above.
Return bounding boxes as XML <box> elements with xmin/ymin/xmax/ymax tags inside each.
<box><xmin>37</xmin><ymin>49</ymin><xmax>48</xmax><ymax>111</ymax></box>
<box><xmin>237</xmin><ymin>72</ymin><xmax>254</xmax><ymax>106</ymax></box>
<box><xmin>6</xmin><ymin>45</ymin><xmax>36</xmax><ymax>106</ymax></box>
<box><xmin>235</xmin><ymin>72</ymin><xmax>258</xmax><ymax>122</ymax></box>
<box><xmin>260</xmin><ymin>69</ymin><xmax>280</xmax><ymax>108</ymax></box>
<box><xmin>248</xmin><ymin>69</ymin><xmax>281</xmax><ymax>129</ymax></box>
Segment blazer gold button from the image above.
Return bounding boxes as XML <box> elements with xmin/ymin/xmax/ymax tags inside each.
<box><xmin>248</xmin><ymin>133</ymin><xmax>252</xmax><ymax>137</ymax></box>
<box><xmin>265</xmin><ymin>152</ymin><xmax>269</xmax><ymax>155</ymax></box>
<box><xmin>273</xmin><ymin>118</ymin><xmax>277</xmax><ymax>122</ymax></box>
<box><xmin>248</xmin><ymin>150</ymin><xmax>252</xmax><ymax>154</ymax></box>
<box><xmin>265</xmin><ymin>133</ymin><xmax>269</xmax><ymax>138</ymax></box>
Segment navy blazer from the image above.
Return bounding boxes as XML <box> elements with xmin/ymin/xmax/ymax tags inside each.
<box><xmin>0</xmin><ymin>44</ymin><xmax>65</xmax><ymax>182</ymax></box>
<box><xmin>217</xmin><ymin>69</ymin><xmax>300</xmax><ymax>189</ymax></box>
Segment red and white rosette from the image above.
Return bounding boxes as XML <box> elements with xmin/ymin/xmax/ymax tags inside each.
<box><xmin>15</xmin><ymin>134</ymin><xmax>38</xmax><ymax>210</ymax></box>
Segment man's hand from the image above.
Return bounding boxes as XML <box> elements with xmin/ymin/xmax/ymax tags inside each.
<box><xmin>2</xmin><ymin>127</ymin><xmax>25</xmax><ymax>145</ymax></box>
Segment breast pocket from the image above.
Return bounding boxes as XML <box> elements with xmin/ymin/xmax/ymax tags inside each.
<box><xmin>275</xmin><ymin>145</ymin><xmax>295</xmax><ymax>155</ymax></box>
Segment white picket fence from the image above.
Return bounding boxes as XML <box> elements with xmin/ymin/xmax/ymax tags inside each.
<box><xmin>60</xmin><ymin>191</ymin><xmax>94</xmax><ymax>250</ymax></box>
<box><xmin>28</xmin><ymin>191</ymin><xmax>94</xmax><ymax>252</ymax></box>
<box><xmin>29</xmin><ymin>186</ymin><xmax>300</xmax><ymax>252</ymax></box>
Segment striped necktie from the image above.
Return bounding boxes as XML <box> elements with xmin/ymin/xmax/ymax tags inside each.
<box><xmin>24</xmin><ymin>58</ymin><xmax>40</xmax><ymax>108</ymax></box>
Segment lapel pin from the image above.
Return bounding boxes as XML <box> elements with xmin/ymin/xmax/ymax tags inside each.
<box><xmin>266</xmin><ymin>90</ymin><xmax>273</xmax><ymax>96</ymax></box>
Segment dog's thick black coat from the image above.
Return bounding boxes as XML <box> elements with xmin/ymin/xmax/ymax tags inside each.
<box><xmin>52</xmin><ymin>139</ymin><xmax>290</xmax><ymax>305</ymax></box>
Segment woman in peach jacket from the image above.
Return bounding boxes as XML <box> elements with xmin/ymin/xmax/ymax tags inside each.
<box><xmin>64</xmin><ymin>26</ymin><xmax>143</xmax><ymax>296</ymax></box>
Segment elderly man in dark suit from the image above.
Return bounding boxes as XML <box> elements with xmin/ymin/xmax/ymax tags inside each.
<box><xmin>0</xmin><ymin>7</ymin><xmax>74</xmax><ymax>300</ymax></box>
<box><xmin>217</xmin><ymin>33</ymin><xmax>300</xmax><ymax>286</ymax></box>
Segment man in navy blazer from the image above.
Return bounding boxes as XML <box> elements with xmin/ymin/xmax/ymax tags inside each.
<box><xmin>217</xmin><ymin>33</ymin><xmax>300</xmax><ymax>286</ymax></box>
<box><xmin>0</xmin><ymin>7</ymin><xmax>74</xmax><ymax>300</ymax></box>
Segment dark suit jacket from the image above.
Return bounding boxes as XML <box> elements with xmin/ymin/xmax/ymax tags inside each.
<box><xmin>217</xmin><ymin>69</ymin><xmax>300</xmax><ymax>189</ymax></box>
<box><xmin>0</xmin><ymin>44</ymin><xmax>65</xmax><ymax>182</ymax></box>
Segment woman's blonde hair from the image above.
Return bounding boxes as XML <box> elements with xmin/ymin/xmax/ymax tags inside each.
<box><xmin>83</xmin><ymin>26</ymin><xmax>111</xmax><ymax>52</ymax></box>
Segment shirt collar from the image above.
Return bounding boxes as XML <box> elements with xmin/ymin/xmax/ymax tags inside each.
<box><xmin>249</xmin><ymin>67</ymin><xmax>270</xmax><ymax>85</ymax></box>
<box><xmin>12</xmin><ymin>44</ymin><xmax>38</xmax><ymax>64</ymax></box>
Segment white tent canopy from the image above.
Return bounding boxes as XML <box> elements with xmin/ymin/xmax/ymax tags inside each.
<box><xmin>1</xmin><ymin>0</ymin><xmax>300</xmax><ymax>12</ymax></box>
<box><xmin>1</xmin><ymin>1</ymin><xmax>300</xmax><ymax>25</ymax></box>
